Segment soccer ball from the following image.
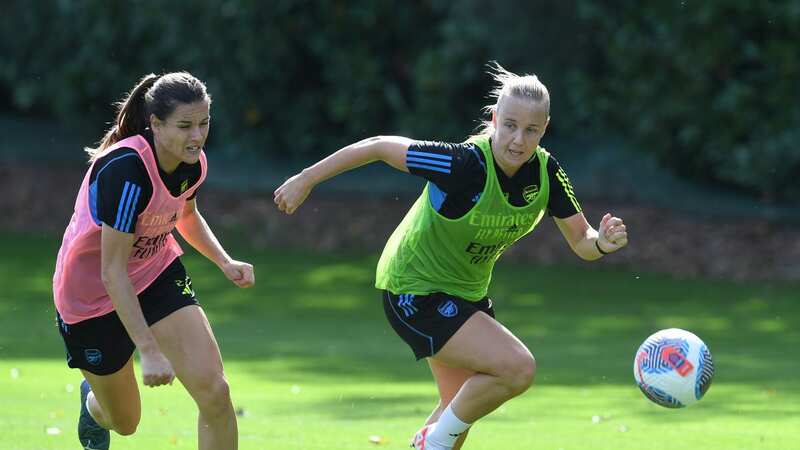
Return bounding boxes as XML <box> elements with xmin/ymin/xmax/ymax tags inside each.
<box><xmin>633</xmin><ymin>328</ymin><xmax>714</xmax><ymax>408</ymax></box>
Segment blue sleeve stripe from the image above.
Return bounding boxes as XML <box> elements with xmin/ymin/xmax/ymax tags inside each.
<box><xmin>406</xmin><ymin>156</ymin><xmax>451</xmax><ymax>168</ymax></box>
<box><xmin>113</xmin><ymin>181</ymin><xmax>131</xmax><ymax>229</ymax></box>
<box><xmin>95</xmin><ymin>153</ymin><xmax>140</xmax><ymax>180</ymax></box>
<box><xmin>122</xmin><ymin>185</ymin><xmax>142</xmax><ymax>232</ymax></box>
<box><xmin>118</xmin><ymin>184</ymin><xmax>139</xmax><ymax>232</ymax></box>
<box><xmin>407</xmin><ymin>150</ymin><xmax>453</xmax><ymax>161</ymax></box>
<box><xmin>89</xmin><ymin>181</ymin><xmax>100</xmax><ymax>225</ymax></box>
<box><xmin>118</xmin><ymin>183</ymin><xmax>136</xmax><ymax>230</ymax></box>
<box><xmin>113</xmin><ymin>182</ymin><xmax>141</xmax><ymax>232</ymax></box>
<box><xmin>407</xmin><ymin>163</ymin><xmax>452</xmax><ymax>174</ymax></box>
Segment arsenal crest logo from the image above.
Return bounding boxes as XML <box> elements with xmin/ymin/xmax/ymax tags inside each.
<box><xmin>522</xmin><ymin>185</ymin><xmax>539</xmax><ymax>203</ymax></box>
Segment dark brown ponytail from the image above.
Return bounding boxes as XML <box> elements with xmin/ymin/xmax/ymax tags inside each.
<box><xmin>85</xmin><ymin>74</ymin><xmax>159</xmax><ymax>161</ymax></box>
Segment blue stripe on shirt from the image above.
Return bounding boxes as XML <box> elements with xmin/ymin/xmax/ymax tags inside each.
<box><xmin>88</xmin><ymin>181</ymin><xmax>100</xmax><ymax>225</ymax></box>
<box><xmin>122</xmin><ymin>185</ymin><xmax>142</xmax><ymax>232</ymax></box>
<box><xmin>406</xmin><ymin>156</ymin><xmax>452</xmax><ymax>168</ymax></box>
<box><xmin>113</xmin><ymin>181</ymin><xmax>132</xmax><ymax>229</ymax></box>
<box><xmin>118</xmin><ymin>183</ymin><xmax>139</xmax><ymax>232</ymax></box>
<box><xmin>407</xmin><ymin>150</ymin><xmax>453</xmax><ymax>161</ymax></box>
<box><xmin>95</xmin><ymin>153</ymin><xmax>140</xmax><ymax>179</ymax></box>
<box><xmin>407</xmin><ymin>163</ymin><xmax>451</xmax><ymax>174</ymax></box>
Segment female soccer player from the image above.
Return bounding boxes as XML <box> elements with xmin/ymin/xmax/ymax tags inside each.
<box><xmin>53</xmin><ymin>72</ymin><xmax>254</xmax><ymax>450</ymax></box>
<box><xmin>274</xmin><ymin>63</ymin><xmax>628</xmax><ymax>450</ymax></box>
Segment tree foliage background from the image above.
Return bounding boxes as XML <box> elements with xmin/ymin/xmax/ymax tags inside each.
<box><xmin>1</xmin><ymin>0</ymin><xmax>797</xmax><ymax>201</ymax></box>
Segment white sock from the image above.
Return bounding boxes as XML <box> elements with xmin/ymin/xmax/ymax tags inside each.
<box><xmin>426</xmin><ymin>404</ymin><xmax>471</xmax><ymax>448</ymax></box>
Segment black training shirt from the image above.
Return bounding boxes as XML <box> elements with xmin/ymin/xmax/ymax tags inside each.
<box><xmin>405</xmin><ymin>140</ymin><xmax>581</xmax><ymax>220</ymax></box>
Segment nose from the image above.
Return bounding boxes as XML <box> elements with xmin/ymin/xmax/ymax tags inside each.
<box><xmin>513</xmin><ymin>129</ymin><xmax>524</xmax><ymax>144</ymax></box>
<box><xmin>189</xmin><ymin>126</ymin><xmax>203</xmax><ymax>141</ymax></box>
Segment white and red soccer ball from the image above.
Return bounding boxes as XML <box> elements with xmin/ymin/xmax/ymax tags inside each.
<box><xmin>634</xmin><ymin>328</ymin><xmax>714</xmax><ymax>408</ymax></box>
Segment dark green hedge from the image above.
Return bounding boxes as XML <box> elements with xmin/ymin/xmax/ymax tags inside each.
<box><xmin>0</xmin><ymin>0</ymin><xmax>449</xmax><ymax>159</ymax></box>
<box><xmin>1</xmin><ymin>1</ymin><xmax>796</xmax><ymax>200</ymax></box>
<box><xmin>573</xmin><ymin>1</ymin><xmax>800</xmax><ymax>201</ymax></box>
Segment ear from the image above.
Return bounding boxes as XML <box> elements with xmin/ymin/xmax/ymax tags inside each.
<box><xmin>149</xmin><ymin>113</ymin><xmax>161</xmax><ymax>131</ymax></box>
<box><xmin>491</xmin><ymin>109</ymin><xmax>497</xmax><ymax>127</ymax></box>
<box><xmin>541</xmin><ymin>116</ymin><xmax>551</xmax><ymax>136</ymax></box>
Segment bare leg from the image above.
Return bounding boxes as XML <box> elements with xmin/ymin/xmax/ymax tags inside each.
<box><xmin>431</xmin><ymin>312</ymin><xmax>536</xmax><ymax>423</ymax></box>
<box><xmin>426</xmin><ymin>359</ymin><xmax>474</xmax><ymax>450</ymax></box>
<box><xmin>80</xmin><ymin>357</ymin><xmax>142</xmax><ymax>435</ymax></box>
<box><xmin>151</xmin><ymin>305</ymin><xmax>236</xmax><ymax>450</ymax></box>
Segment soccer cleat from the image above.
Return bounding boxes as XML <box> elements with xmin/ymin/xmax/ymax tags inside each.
<box><xmin>78</xmin><ymin>379</ymin><xmax>110</xmax><ymax>450</ymax></box>
<box><xmin>410</xmin><ymin>424</ymin><xmax>434</xmax><ymax>449</ymax></box>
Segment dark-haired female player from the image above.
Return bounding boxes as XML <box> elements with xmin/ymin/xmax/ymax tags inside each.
<box><xmin>54</xmin><ymin>72</ymin><xmax>254</xmax><ymax>450</ymax></box>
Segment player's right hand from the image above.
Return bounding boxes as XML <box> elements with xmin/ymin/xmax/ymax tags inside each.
<box><xmin>139</xmin><ymin>348</ymin><xmax>175</xmax><ymax>387</ymax></box>
<box><xmin>274</xmin><ymin>172</ymin><xmax>313</xmax><ymax>215</ymax></box>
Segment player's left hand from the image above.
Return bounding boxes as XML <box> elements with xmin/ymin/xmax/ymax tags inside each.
<box><xmin>597</xmin><ymin>212</ymin><xmax>628</xmax><ymax>253</ymax></box>
<box><xmin>221</xmin><ymin>260</ymin><xmax>255</xmax><ymax>288</ymax></box>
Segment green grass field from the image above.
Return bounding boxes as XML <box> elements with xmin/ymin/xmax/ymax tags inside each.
<box><xmin>0</xmin><ymin>232</ymin><xmax>797</xmax><ymax>450</ymax></box>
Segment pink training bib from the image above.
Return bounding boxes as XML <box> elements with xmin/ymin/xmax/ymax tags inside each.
<box><xmin>53</xmin><ymin>135</ymin><xmax>207</xmax><ymax>324</ymax></box>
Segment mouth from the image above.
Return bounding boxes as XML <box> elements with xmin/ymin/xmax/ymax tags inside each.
<box><xmin>507</xmin><ymin>148</ymin><xmax>524</xmax><ymax>157</ymax></box>
<box><xmin>185</xmin><ymin>145</ymin><xmax>201</xmax><ymax>155</ymax></box>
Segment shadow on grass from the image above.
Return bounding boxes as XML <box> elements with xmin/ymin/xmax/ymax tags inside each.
<box><xmin>1</xmin><ymin>233</ymin><xmax>798</xmax><ymax>393</ymax></box>
<box><xmin>274</xmin><ymin>393</ymin><xmax>436</xmax><ymax>420</ymax></box>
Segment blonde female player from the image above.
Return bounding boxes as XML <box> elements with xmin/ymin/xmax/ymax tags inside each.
<box><xmin>274</xmin><ymin>62</ymin><xmax>627</xmax><ymax>450</ymax></box>
<box><xmin>54</xmin><ymin>72</ymin><xmax>254</xmax><ymax>450</ymax></box>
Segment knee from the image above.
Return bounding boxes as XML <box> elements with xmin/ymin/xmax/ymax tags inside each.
<box><xmin>111</xmin><ymin>414</ymin><xmax>140</xmax><ymax>436</ymax></box>
<box><xmin>95</xmin><ymin>394</ymin><xmax>140</xmax><ymax>436</ymax></box>
<box><xmin>498</xmin><ymin>351</ymin><xmax>536</xmax><ymax>396</ymax></box>
<box><xmin>193</xmin><ymin>375</ymin><xmax>232</xmax><ymax>415</ymax></box>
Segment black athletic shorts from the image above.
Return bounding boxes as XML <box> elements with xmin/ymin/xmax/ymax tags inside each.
<box><xmin>382</xmin><ymin>290</ymin><xmax>495</xmax><ymax>360</ymax></box>
<box><xmin>55</xmin><ymin>258</ymin><xmax>199</xmax><ymax>375</ymax></box>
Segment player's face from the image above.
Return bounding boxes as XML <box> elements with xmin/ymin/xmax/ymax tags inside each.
<box><xmin>491</xmin><ymin>95</ymin><xmax>549</xmax><ymax>175</ymax></box>
<box><xmin>151</xmin><ymin>100</ymin><xmax>210</xmax><ymax>172</ymax></box>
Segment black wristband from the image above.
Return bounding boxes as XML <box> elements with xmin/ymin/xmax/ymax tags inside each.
<box><xmin>596</xmin><ymin>239</ymin><xmax>609</xmax><ymax>255</ymax></box>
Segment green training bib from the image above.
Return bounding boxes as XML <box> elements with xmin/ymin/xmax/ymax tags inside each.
<box><xmin>376</xmin><ymin>135</ymin><xmax>550</xmax><ymax>300</ymax></box>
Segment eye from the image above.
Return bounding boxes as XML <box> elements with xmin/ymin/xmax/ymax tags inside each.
<box><xmin>505</xmin><ymin>122</ymin><xmax>516</xmax><ymax>130</ymax></box>
<box><xmin>526</xmin><ymin>127</ymin><xmax>536</xmax><ymax>134</ymax></box>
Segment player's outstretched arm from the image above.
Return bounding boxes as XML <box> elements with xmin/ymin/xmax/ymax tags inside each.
<box><xmin>554</xmin><ymin>212</ymin><xmax>628</xmax><ymax>260</ymax></box>
<box><xmin>274</xmin><ymin>136</ymin><xmax>412</xmax><ymax>214</ymax></box>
